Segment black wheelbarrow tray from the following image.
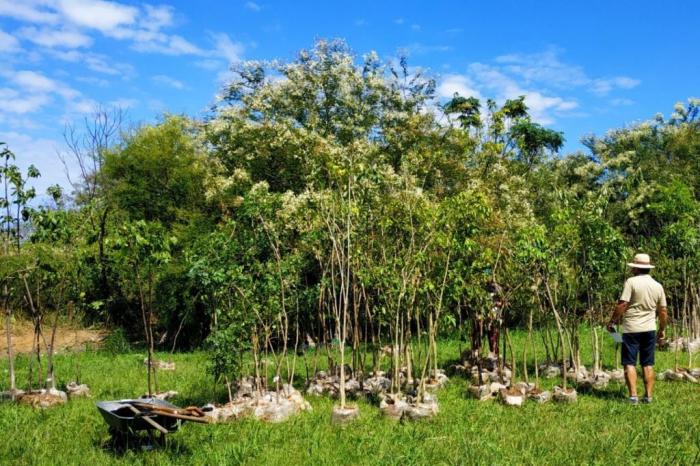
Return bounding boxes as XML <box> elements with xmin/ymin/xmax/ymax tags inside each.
<box><xmin>96</xmin><ymin>398</ymin><xmax>207</xmax><ymax>435</ymax></box>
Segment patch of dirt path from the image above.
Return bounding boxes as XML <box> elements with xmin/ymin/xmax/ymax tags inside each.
<box><xmin>0</xmin><ymin>321</ymin><xmax>107</xmax><ymax>354</ymax></box>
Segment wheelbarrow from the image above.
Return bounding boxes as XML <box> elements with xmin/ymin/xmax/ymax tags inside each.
<box><xmin>96</xmin><ymin>398</ymin><xmax>209</xmax><ymax>446</ymax></box>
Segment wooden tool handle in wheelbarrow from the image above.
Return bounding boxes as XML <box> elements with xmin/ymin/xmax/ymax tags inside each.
<box><xmin>184</xmin><ymin>406</ymin><xmax>206</xmax><ymax>417</ymax></box>
<box><xmin>128</xmin><ymin>401</ymin><xmax>209</xmax><ymax>424</ymax></box>
<box><xmin>146</xmin><ymin>409</ymin><xmax>210</xmax><ymax>424</ymax></box>
<box><xmin>125</xmin><ymin>404</ymin><xmax>170</xmax><ymax>434</ymax></box>
<box><xmin>131</xmin><ymin>401</ymin><xmax>208</xmax><ymax>420</ymax></box>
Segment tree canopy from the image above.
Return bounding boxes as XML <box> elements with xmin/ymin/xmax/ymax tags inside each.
<box><xmin>2</xmin><ymin>40</ymin><xmax>699</xmax><ymax>386</ymax></box>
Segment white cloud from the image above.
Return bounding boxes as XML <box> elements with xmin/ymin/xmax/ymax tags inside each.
<box><xmin>76</xmin><ymin>75</ymin><xmax>109</xmax><ymax>87</ymax></box>
<box><xmin>0</xmin><ymin>69</ymin><xmax>95</xmax><ymax>118</ymax></box>
<box><xmin>437</xmin><ymin>62</ymin><xmax>578</xmax><ymax>125</ymax></box>
<box><xmin>211</xmin><ymin>32</ymin><xmax>243</xmax><ymax>63</ymax></box>
<box><xmin>19</xmin><ymin>26</ymin><xmax>93</xmax><ymax>48</ymax></box>
<box><xmin>519</xmin><ymin>91</ymin><xmax>578</xmax><ymax>125</ymax></box>
<box><xmin>84</xmin><ymin>55</ymin><xmax>133</xmax><ymax>76</ymax></box>
<box><xmin>245</xmin><ymin>1</ymin><xmax>261</xmax><ymax>11</ymax></box>
<box><xmin>611</xmin><ymin>97</ymin><xmax>634</xmax><ymax>106</ymax></box>
<box><xmin>0</xmin><ymin>0</ymin><xmax>211</xmax><ymax>60</ymax></box>
<box><xmin>0</xmin><ymin>28</ymin><xmax>21</xmax><ymax>53</ymax></box>
<box><xmin>0</xmin><ymin>0</ymin><xmax>245</xmax><ymax>71</ymax></box>
<box><xmin>399</xmin><ymin>43</ymin><xmax>451</xmax><ymax>55</ymax></box>
<box><xmin>437</xmin><ymin>48</ymin><xmax>639</xmax><ymax>125</ymax></box>
<box><xmin>494</xmin><ymin>48</ymin><xmax>588</xmax><ymax>88</ymax></box>
<box><xmin>57</xmin><ymin>0</ymin><xmax>138</xmax><ymax>33</ymax></box>
<box><xmin>132</xmin><ymin>34</ymin><xmax>203</xmax><ymax>55</ymax></box>
<box><xmin>494</xmin><ymin>48</ymin><xmax>639</xmax><ymax>96</ymax></box>
<box><xmin>436</xmin><ymin>74</ymin><xmax>482</xmax><ymax>101</ymax></box>
<box><xmin>66</xmin><ymin>97</ymin><xmax>97</xmax><ymax>114</ymax></box>
<box><xmin>12</xmin><ymin>70</ymin><xmax>58</xmax><ymax>93</ymax></box>
<box><xmin>108</xmin><ymin>97</ymin><xmax>137</xmax><ymax>109</ymax></box>
<box><xmin>195</xmin><ymin>59</ymin><xmax>223</xmax><ymax>70</ymax></box>
<box><xmin>48</xmin><ymin>49</ymin><xmax>134</xmax><ymax>76</ymax></box>
<box><xmin>152</xmin><ymin>74</ymin><xmax>185</xmax><ymax>90</ymax></box>
<box><xmin>0</xmin><ymin>0</ymin><xmax>59</xmax><ymax>24</ymax></box>
<box><xmin>143</xmin><ymin>4</ymin><xmax>174</xmax><ymax>31</ymax></box>
<box><xmin>0</xmin><ymin>88</ymin><xmax>51</xmax><ymax>113</ymax></box>
<box><xmin>467</xmin><ymin>62</ymin><xmax>578</xmax><ymax>125</ymax></box>
<box><xmin>590</xmin><ymin>76</ymin><xmax>640</xmax><ymax>96</ymax></box>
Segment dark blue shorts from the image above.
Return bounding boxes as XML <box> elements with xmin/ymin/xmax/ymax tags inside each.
<box><xmin>621</xmin><ymin>331</ymin><xmax>656</xmax><ymax>366</ymax></box>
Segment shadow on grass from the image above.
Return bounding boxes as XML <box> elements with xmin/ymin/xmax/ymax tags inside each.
<box><xmin>96</xmin><ymin>429</ymin><xmax>192</xmax><ymax>458</ymax></box>
<box><xmin>575</xmin><ymin>383</ymin><xmax>627</xmax><ymax>400</ymax></box>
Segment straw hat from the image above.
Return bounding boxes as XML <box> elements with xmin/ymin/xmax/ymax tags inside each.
<box><xmin>627</xmin><ymin>253</ymin><xmax>655</xmax><ymax>269</ymax></box>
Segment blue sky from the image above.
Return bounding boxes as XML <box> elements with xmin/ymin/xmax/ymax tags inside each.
<box><xmin>0</xmin><ymin>0</ymin><xmax>698</xmax><ymax>198</ymax></box>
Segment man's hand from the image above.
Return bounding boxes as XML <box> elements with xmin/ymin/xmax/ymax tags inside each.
<box><xmin>657</xmin><ymin>329</ymin><xmax>666</xmax><ymax>344</ymax></box>
<box><xmin>608</xmin><ymin>300</ymin><xmax>628</xmax><ymax>333</ymax></box>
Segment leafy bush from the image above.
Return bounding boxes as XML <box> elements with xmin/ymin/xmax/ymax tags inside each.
<box><xmin>101</xmin><ymin>327</ymin><xmax>131</xmax><ymax>354</ymax></box>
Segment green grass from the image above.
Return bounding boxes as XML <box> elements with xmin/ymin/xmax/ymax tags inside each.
<box><xmin>1</xmin><ymin>329</ymin><xmax>699</xmax><ymax>465</ymax></box>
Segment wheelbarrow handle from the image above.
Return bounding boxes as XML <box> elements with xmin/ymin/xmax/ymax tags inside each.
<box><xmin>125</xmin><ymin>404</ymin><xmax>169</xmax><ymax>434</ymax></box>
<box><xmin>147</xmin><ymin>409</ymin><xmax>210</xmax><ymax>424</ymax></box>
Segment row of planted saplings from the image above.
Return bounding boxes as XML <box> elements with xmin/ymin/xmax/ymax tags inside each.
<box><xmin>462</xmin><ymin>318</ymin><xmax>699</xmax><ymax>407</ymax></box>
<box><xmin>204</xmin><ymin>333</ymin><xmax>453</xmax><ymax>426</ymax></box>
<box><xmin>206</xmin><ymin>305</ymin><xmax>700</xmax><ymax>425</ymax></box>
<box><xmin>1</xmin><ymin>315</ymin><xmax>91</xmax><ymax>408</ymax></box>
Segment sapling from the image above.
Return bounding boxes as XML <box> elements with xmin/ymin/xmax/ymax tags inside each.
<box><xmin>323</xmin><ymin>183</ymin><xmax>359</xmax><ymax>424</ymax></box>
<box><xmin>506</xmin><ymin>328</ymin><xmax>516</xmax><ymax>382</ymax></box>
<box><xmin>46</xmin><ymin>298</ymin><xmax>62</xmax><ymax>390</ymax></box>
<box><xmin>112</xmin><ymin>221</ymin><xmax>172</xmax><ymax>398</ymax></box>
<box><xmin>2</xmin><ymin>293</ymin><xmax>15</xmax><ymax>399</ymax></box>
<box><xmin>526</xmin><ymin>303</ymin><xmax>552</xmax><ymax>402</ymax></box>
<box><xmin>500</xmin><ymin>328</ymin><xmax>526</xmax><ymax>406</ymax></box>
<box><xmin>22</xmin><ymin>274</ymin><xmax>43</xmax><ymax>390</ymax></box>
<box><xmin>1</xmin><ymin>145</ymin><xmax>39</xmax><ymax>400</ymax></box>
<box><xmin>525</xmin><ymin>310</ymin><xmax>533</xmax><ymax>385</ymax></box>
<box><xmin>544</xmin><ymin>279</ymin><xmax>575</xmax><ymax>398</ymax></box>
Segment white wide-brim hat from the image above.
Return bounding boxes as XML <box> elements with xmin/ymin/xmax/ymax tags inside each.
<box><xmin>627</xmin><ymin>253</ymin><xmax>655</xmax><ymax>269</ymax></box>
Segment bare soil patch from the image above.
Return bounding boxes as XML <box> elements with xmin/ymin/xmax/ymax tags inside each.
<box><xmin>0</xmin><ymin>321</ymin><xmax>107</xmax><ymax>354</ymax></box>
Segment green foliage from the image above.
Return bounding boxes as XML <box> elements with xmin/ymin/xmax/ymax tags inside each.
<box><xmin>443</xmin><ymin>94</ymin><xmax>481</xmax><ymax>129</ymax></box>
<box><xmin>1</xmin><ymin>142</ymin><xmax>40</xmax><ymax>251</ymax></box>
<box><xmin>100</xmin><ymin>327</ymin><xmax>132</xmax><ymax>354</ymax></box>
<box><xmin>102</xmin><ymin>116</ymin><xmax>208</xmax><ymax>224</ymax></box>
<box><xmin>509</xmin><ymin>120</ymin><xmax>565</xmax><ymax>168</ymax></box>
<box><xmin>2</xmin><ymin>41</ymin><xmax>699</xmax><ymax>372</ymax></box>
<box><xmin>205</xmin><ymin>322</ymin><xmax>250</xmax><ymax>382</ymax></box>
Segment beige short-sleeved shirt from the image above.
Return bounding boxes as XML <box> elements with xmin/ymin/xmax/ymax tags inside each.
<box><xmin>619</xmin><ymin>274</ymin><xmax>667</xmax><ymax>334</ymax></box>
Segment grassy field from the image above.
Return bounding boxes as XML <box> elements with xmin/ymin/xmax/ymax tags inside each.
<box><xmin>1</xmin><ymin>329</ymin><xmax>699</xmax><ymax>466</ymax></box>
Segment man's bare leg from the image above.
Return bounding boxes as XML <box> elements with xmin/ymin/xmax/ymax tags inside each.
<box><xmin>624</xmin><ymin>365</ymin><xmax>638</xmax><ymax>398</ymax></box>
<box><xmin>642</xmin><ymin>366</ymin><xmax>654</xmax><ymax>398</ymax></box>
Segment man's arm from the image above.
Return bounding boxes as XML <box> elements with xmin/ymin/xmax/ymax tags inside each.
<box><xmin>607</xmin><ymin>300</ymin><xmax>628</xmax><ymax>332</ymax></box>
<box><xmin>657</xmin><ymin>306</ymin><xmax>668</xmax><ymax>340</ymax></box>
<box><xmin>657</xmin><ymin>286</ymin><xmax>668</xmax><ymax>340</ymax></box>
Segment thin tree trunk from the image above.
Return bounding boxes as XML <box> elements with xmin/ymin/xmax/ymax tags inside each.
<box><xmin>4</xmin><ymin>294</ymin><xmax>16</xmax><ymax>398</ymax></box>
<box><xmin>506</xmin><ymin>328</ymin><xmax>516</xmax><ymax>383</ymax></box>
<box><xmin>138</xmin><ymin>276</ymin><xmax>152</xmax><ymax>397</ymax></box>
<box><xmin>524</xmin><ymin>310</ymin><xmax>533</xmax><ymax>385</ymax></box>
<box><xmin>47</xmin><ymin>310</ymin><xmax>60</xmax><ymax>390</ymax></box>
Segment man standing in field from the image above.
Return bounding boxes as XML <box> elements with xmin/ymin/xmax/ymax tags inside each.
<box><xmin>607</xmin><ymin>253</ymin><xmax>668</xmax><ymax>404</ymax></box>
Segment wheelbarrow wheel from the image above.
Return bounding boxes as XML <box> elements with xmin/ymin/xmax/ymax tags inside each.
<box><xmin>109</xmin><ymin>426</ymin><xmax>130</xmax><ymax>441</ymax></box>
